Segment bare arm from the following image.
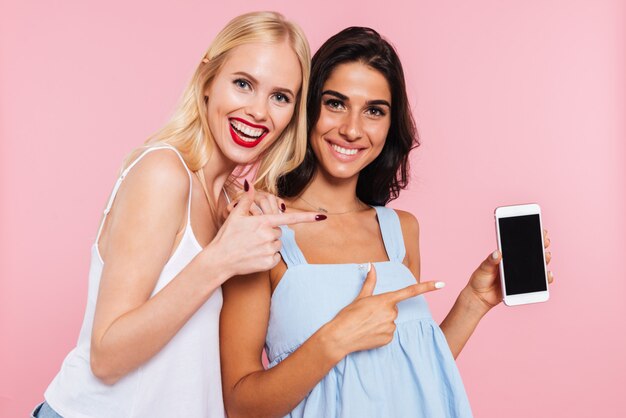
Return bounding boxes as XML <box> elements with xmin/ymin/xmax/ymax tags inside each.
<box><xmin>397</xmin><ymin>209</ymin><xmax>489</xmax><ymax>359</ymax></box>
<box><xmin>221</xmin><ymin>248</ymin><xmax>444</xmax><ymax>418</ymax></box>
<box><xmin>439</xmin><ymin>288</ymin><xmax>491</xmax><ymax>358</ymax></box>
<box><xmin>90</xmin><ymin>155</ymin><xmax>324</xmax><ymax>385</ymax></box>
<box><xmin>424</xmin><ymin>223</ymin><xmax>553</xmax><ymax>358</ymax></box>
<box><xmin>90</xmin><ymin>151</ymin><xmax>230</xmax><ymax>384</ymax></box>
<box><xmin>220</xmin><ymin>271</ymin><xmax>345</xmax><ymax>418</ymax></box>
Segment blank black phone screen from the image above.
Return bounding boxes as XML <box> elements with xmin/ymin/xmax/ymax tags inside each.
<box><xmin>498</xmin><ymin>214</ymin><xmax>547</xmax><ymax>295</ymax></box>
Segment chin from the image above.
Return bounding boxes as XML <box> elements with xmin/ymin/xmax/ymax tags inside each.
<box><xmin>321</xmin><ymin>163</ymin><xmax>361</xmax><ymax>180</ymax></box>
<box><xmin>226</xmin><ymin>148</ymin><xmax>262</xmax><ymax>165</ymax></box>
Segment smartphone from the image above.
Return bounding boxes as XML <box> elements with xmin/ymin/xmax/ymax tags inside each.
<box><xmin>495</xmin><ymin>203</ymin><xmax>549</xmax><ymax>306</ymax></box>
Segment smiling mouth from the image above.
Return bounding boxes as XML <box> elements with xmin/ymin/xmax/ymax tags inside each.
<box><xmin>325</xmin><ymin>139</ymin><xmax>365</xmax><ymax>160</ymax></box>
<box><xmin>330</xmin><ymin>143</ymin><xmax>359</xmax><ymax>156</ymax></box>
<box><xmin>229</xmin><ymin>118</ymin><xmax>269</xmax><ymax>148</ymax></box>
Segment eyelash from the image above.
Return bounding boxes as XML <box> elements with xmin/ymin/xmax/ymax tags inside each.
<box><xmin>367</xmin><ymin>107</ymin><xmax>386</xmax><ymax>117</ymax></box>
<box><xmin>324</xmin><ymin>99</ymin><xmax>345</xmax><ymax>110</ymax></box>
<box><xmin>273</xmin><ymin>93</ymin><xmax>291</xmax><ymax>104</ymax></box>
<box><xmin>234</xmin><ymin>78</ymin><xmax>251</xmax><ymax>90</ymax></box>
<box><xmin>234</xmin><ymin>79</ymin><xmax>291</xmax><ymax>104</ymax></box>
<box><xmin>324</xmin><ymin>99</ymin><xmax>386</xmax><ymax>117</ymax></box>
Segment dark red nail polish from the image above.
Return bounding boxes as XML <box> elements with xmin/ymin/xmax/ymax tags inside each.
<box><xmin>280</xmin><ymin>203</ymin><xmax>286</xmax><ymax>212</ymax></box>
<box><xmin>315</xmin><ymin>214</ymin><xmax>327</xmax><ymax>221</ymax></box>
<box><xmin>233</xmin><ymin>202</ymin><xmax>238</xmax><ymax>208</ymax></box>
<box><xmin>244</xmin><ymin>179</ymin><xmax>249</xmax><ymax>192</ymax></box>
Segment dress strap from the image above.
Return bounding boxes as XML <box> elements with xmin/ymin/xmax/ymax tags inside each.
<box><xmin>278</xmin><ymin>225</ymin><xmax>308</xmax><ymax>268</ymax></box>
<box><xmin>373</xmin><ymin>206</ymin><xmax>406</xmax><ymax>263</ymax></box>
<box><xmin>95</xmin><ymin>145</ymin><xmax>193</xmax><ymax>246</ymax></box>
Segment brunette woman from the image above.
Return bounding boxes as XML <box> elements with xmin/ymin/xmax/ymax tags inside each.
<box><xmin>220</xmin><ymin>27</ymin><xmax>552</xmax><ymax>418</ymax></box>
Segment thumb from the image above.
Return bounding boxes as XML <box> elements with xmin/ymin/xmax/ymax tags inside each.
<box><xmin>356</xmin><ymin>263</ymin><xmax>377</xmax><ymax>299</ymax></box>
<box><xmin>230</xmin><ymin>187</ymin><xmax>255</xmax><ymax>216</ymax></box>
<box><xmin>475</xmin><ymin>250</ymin><xmax>501</xmax><ymax>277</ymax></box>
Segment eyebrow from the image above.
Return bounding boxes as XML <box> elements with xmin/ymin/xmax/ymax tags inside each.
<box><xmin>233</xmin><ymin>71</ymin><xmax>295</xmax><ymax>97</ymax></box>
<box><xmin>322</xmin><ymin>89</ymin><xmax>391</xmax><ymax>108</ymax></box>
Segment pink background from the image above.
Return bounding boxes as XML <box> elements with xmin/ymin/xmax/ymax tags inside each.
<box><xmin>1</xmin><ymin>1</ymin><xmax>624</xmax><ymax>416</ymax></box>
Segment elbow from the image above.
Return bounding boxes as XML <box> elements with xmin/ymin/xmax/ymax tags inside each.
<box><xmin>223</xmin><ymin>395</ymin><xmax>242</xmax><ymax>418</ymax></box>
<box><xmin>90</xmin><ymin>347</ymin><xmax>122</xmax><ymax>386</ymax></box>
<box><xmin>223</xmin><ymin>389</ymin><xmax>252</xmax><ymax>418</ymax></box>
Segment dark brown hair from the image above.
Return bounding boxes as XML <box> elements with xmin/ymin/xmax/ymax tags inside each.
<box><xmin>277</xmin><ymin>26</ymin><xmax>419</xmax><ymax>206</ymax></box>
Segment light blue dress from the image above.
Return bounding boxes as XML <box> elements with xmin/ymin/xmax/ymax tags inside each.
<box><xmin>267</xmin><ymin>206</ymin><xmax>473</xmax><ymax>418</ymax></box>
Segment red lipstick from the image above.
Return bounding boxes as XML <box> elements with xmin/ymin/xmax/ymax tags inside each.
<box><xmin>229</xmin><ymin>117</ymin><xmax>269</xmax><ymax>148</ymax></box>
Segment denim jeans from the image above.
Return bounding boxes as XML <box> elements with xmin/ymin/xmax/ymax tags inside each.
<box><xmin>30</xmin><ymin>402</ymin><xmax>62</xmax><ymax>418</ymax></box>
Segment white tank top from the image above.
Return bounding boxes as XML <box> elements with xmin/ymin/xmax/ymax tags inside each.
<box><xmin>45</xmin><ymin>146</ymin><xmax>225</xmax><ymax>418</ymax></box>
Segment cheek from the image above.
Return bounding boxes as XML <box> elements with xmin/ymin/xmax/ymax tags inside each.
<box><xmin>208</xmin><ymin>83</ymin><xmax>246</xmax><ymax>114</ymax></box>
<box><xmin>271</xmin><ymin>105</ymin><xmax>296</xmax><ymax>132</ymax></box>
<box><xmin>316</xmin><ymin>110</ymin><xmax>341</xmax><ymax>132</ymax></box>
<box><xmin>369</xmin><ymin>122</ymin><xmax>391</xmax><ymax>149</ymax></box>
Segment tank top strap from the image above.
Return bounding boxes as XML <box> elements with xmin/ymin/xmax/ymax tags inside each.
<box><xmin>95</xmin><ymin>145</ymin><xmax>193</xmax><ymax>246</ymax></box>
<box><xmin>373</xmin><ymin>206</ymin><xmax>406</xmax><ymax>263</ymax></box>
<box><xmin>278</xmin><ymin>225</ymin><xmax>308</xmax><ymax>268</ymax></box>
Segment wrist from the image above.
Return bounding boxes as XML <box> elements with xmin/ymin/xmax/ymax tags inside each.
<box><xmin>194</xmin><ymin>244</ymin><xmax>233</xmax><ymax>287</ymax></box>
<box><xmin>458</xmin><ymin>286</ymin><xmax>493</xmax><ymax>318</ymax></box>
<box><xmin>315</xmin><ymin>321</ymin><xmax>349</xmax><ymax>364</ymax></box>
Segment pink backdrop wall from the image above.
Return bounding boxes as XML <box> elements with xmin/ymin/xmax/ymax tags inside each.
<box><xmin>1</xmin><ymin>0</ymin><xmax>624</xmax><ymax>416</ymax></box>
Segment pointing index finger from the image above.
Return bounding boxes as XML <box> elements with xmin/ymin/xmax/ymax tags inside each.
<box><xmin>383</xmin><ymin>281</ymin><xmax>445</xmax><ymax>304</ymax></box>
<box><xmin>264</xmin><ymin>212</ymin><xmax>327</xmax><ymax>227</ymax></box>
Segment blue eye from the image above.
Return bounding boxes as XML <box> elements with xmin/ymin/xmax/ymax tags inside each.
<box><xmin>234</xmin><ymin>79</ymin><xmax>251</xmax><ymax>90</ymax></box>
<box><xmin>273</xmin><ymin>93</ymin><xmax>291</xmax><ymax>104</ymax></box>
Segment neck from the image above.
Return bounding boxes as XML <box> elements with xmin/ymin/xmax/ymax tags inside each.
<box><xmin>299</xmin><ymin>168</ymin><xmax>363</xmax><ymax>213</ymax></box>
<box><xmin>201</xmin><ymin>148</ymin><xmax>237</xmax><ymax>203</ymax></box>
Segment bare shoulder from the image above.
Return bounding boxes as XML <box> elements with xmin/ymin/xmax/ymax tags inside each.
<box><xmin>96</xmin><ymin>147</ymin><xmax>192</xmax><ymax>273</ymax></box>
<box><xmin>116</xmin><ymin>147</ymin><xmax>191</xmax><ymax>206</ymax></box>
<box><xmin>123</xmin><ymin>147</ymin><xmax>189</xmax><ymax>189</ymax></box>
<box><xmin>107</xmin><ymin>147</ymin><xmax>191</xmax><ymax>233</ymax></box>
<box><xmin>223</xmin><ymin>270</ymin><xmax>271</xmax><ymax>295</ymax></box>
<box><xmin>394</xmin><ymin>209</ymin><xmax>420</xmax><ymax>239</ymax></box>
<box><xmin>393</xmin><ymin>209</ymin><xmax>421</xmax><ymax>276</ymax></box>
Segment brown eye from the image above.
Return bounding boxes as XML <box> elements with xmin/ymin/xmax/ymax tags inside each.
<box><xmin>367</xmin><ymin>107</ymin><xmax>386</xmax><ymax>117</ymax></box>
<box><xmin>324</xmin><ymin>99</ymin><xmax>345</xmax><ymax>110</ymax></box>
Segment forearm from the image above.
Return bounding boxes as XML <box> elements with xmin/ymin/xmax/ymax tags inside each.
<box><xmin>439</xmin><ymin>287</ymin><xmax>491</xmax><ymax>359</ymax></box>
<box><xmin>225</xmin><ymin>324</ymin><xmax>343</xmax><ymax>418</ymax></box>
<box><xmin>91</xmin><ymin>254</ymin><xmax>228</xmax><ymax>383</ymax></box>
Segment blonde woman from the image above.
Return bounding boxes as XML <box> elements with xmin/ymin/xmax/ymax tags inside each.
<box><xmin>32</xmin><ymin>12</ymin><xmax>323</xmax><ymax>418</ymax></box>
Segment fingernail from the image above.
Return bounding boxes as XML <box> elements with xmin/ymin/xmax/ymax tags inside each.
<box><xmin>281</xmin><ymin>203</ymin><xmax>286</xmax><ymax>212</ymax></box>
<box><xmin>492</xmin><ymin>250</ymin><xmax>499</xmax><ymax>260</ymax></box>
<box><xmin>244</xmin><ymin>179</ymin><xmax>249</xmax><ymax>192</ymax></box>
<box><xmin>367</xmin><ymin>262</ymin><xmax>372</xmax><ymax>273</ymax></box>
<box><xmin>233</xmin><ymin>202</ymin><xmax>238</xmax><ymax>208</ymax></box>
<box><xmin>435</xmin><ymin>282</ymin><xmax>446</xmax><ymax>289</ymax></box>
<box><xmin>315</xmin><ymin>214</ymin><xmax>327</xmax><ymax>221</ymax></box>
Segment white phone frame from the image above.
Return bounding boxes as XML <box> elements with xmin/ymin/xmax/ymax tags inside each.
<box><xmin>495</xmin><ymin>203</ymin><xmax>549</xmax><ymax>306</ymax></box>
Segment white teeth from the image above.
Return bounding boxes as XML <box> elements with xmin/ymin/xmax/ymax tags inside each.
<box><xmin>230</xmin><ymin>120</ymin><xmax>265</xmax><ymax>140</ymax></box>
<box><xmin>331</xmin><ymin>143</ymin><xmax>358</xmax><ymax>156</ymax></box>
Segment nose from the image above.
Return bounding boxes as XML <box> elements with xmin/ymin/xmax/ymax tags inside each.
<box><xmin>244</xmin><ymin>94</ymin><xmax>268</xmax><ymax>122</ymax></box>
<box><xmin>337</xmin><ymin>111</ymin><xmax>363</xmax><ymax>141</ymax></box>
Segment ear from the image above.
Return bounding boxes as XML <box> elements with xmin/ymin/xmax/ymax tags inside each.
<box><xmin>203</xmin><ymin>81</ymin><xmax>213</xmax><ymax>104</ymax></box>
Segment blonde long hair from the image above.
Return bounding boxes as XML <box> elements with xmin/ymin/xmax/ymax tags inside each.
<box><xmin>142</xmin><ymin>11</ymin><xmax>310</xmax><ymax>194</ymax></box>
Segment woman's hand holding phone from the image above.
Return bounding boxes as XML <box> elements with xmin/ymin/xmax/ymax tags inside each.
<box><xmin>463</xmin><ymin>229</ymin><xmax>554</xmax><ymax>313</ymax></box>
